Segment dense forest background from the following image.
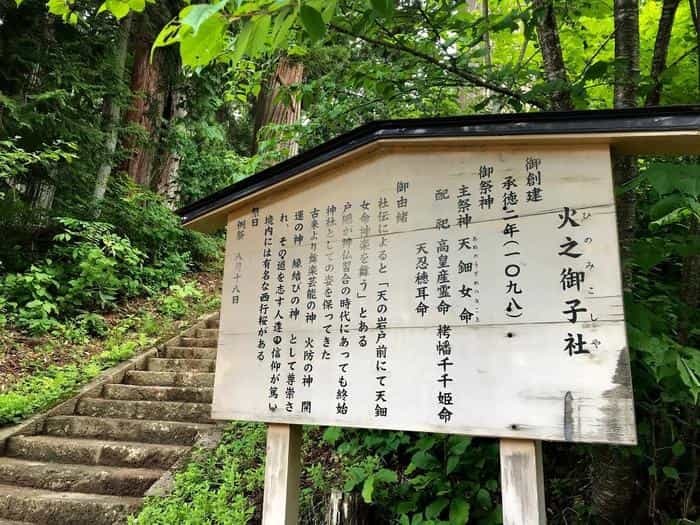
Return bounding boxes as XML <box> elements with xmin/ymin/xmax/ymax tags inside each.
<box><xmin>0</xmin><ymin>0</ymin><xmax>699</xmax><ymax>523</ymax></box>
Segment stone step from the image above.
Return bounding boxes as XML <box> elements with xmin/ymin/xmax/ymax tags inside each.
<box><xmin>0</xmin><ymin>458</ymin><xmax>162</xmax><ymax>497</ymax></box>
<box><xmin>196</xmin><ymin>328</ymin><xmax>219</xmax><ymax>339</ymax></box>
<box><xmin>77</xmin><ymin>398</ymin><xmax>212</xmax><ymax>423</ymax></box>
<box><xmin>147</xmin><ymin>357</ymin><xmax>215</xmax><ymax>372</ymax></box>
<box><xmin>163</xmin><ymin>346</ymin><xmax>216</xmax><ymax>360</ymax></box>
<box><xmin>124</xmin><ymin>370</ymin><xmax>215</xmax><ymax>387</ymax></box>
<box><xmin>178</xmin><ymin>336</ymin><xmax>217</xmax><ymax>348</ymax></box>
<box><xmin>45</xmin><ymin>416</ymin><xmax>215</xmax><ymax>445</ymax></box>
<box><xmin>102</xmin><ymin>384</ymin><xmax>214</xmax><ymax>403</ymax></box>
<box><xmin>0</xmin><ymin>483</ymin><xmax>140</xmax><ymax>525</ymax></box>
<box><xmin>7</xmin><ymin>436</ymin><xmax>187</xmax><ymax>470</ymax></box>
<box><xmin>206</xmin><ymin>318</ymin><xmax>219</xmax><ymax>329</ymax></box>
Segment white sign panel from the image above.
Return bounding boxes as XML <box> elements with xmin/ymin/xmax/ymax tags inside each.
<box><xmin>213</xmin><ymin>144</ymin><xmax>636</xmax><ymax>444</ymax></box>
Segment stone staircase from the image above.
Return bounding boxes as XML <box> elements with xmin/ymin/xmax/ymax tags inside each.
<box><xmin>0</xmin><ymin>315</ymin><xmax>221</xmax><ymax>525</ymax></box>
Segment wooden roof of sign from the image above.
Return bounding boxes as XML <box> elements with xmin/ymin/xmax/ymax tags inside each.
<box><xmin>178</xmin><ymin>105</ymin><xmax>700</xmax><ymax>232</ymax></box>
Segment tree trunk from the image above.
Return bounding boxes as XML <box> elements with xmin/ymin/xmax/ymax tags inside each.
<box><xmin>124</xmin><ymin>14</ymin><xmax>164</xmax><ymax>187</ymax></box>
<box><xmin>689</xmin><ymin>0</ymin><xmax>700</xmax><ymax>96</ymax></box>
<box><xmin>27</xmin><ymin>12</ymin><xmax>57</xmax><ymax>213</ymax></box>
<box><xmin>155</xmin><ymin>91</ymin><xmax>187</xmax><ymax>207</ymax></box>
<box><xmin>482</xmin><ymin>0</ymin><xmax>492</xmax><ymax>68</ymax></box>
<box><xmin>532</xmin><ymin>0</ymin><xmax>574</xmax><ymax>110</ymax></box>
<box><xmin>613</xmin><ymin>0</ymin><xmax>640</xmax><ymax>109</ymax></box>
<box><xmin>611</xmin><ymin>0</ymin><xmax>640</xmax><ymax>260</ymax></box>
<box><xmin>94</xmin><ymin>15</ymin><xmax>133</xmax><ymax>207</ymax></box>
<box><xmin>590</xmin><ymin>1</ymin><xmax>640</xmax><ymax>521</ymax></box>
<box><xmin>252</xmin><ymin>54</ymin><xmax>304</xmax><ymax>158</ymax></box>
<box><xmin>458</xmin><ymin>0</ymin><xmax>492</xmax><ymax>109</ymax></box>
<box><xmin>645</xmin><ymin>0</ymin><xmax>681</xmax><ymax>106</ymax></box>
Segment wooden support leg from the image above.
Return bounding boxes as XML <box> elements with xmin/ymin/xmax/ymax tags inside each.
<box><xmin>262</xmin><ymin>423</ymin><xmax>302</xmax><ymax>525</ymax></box>
<box><xmin>499</xmin><ymin>439</ymin><xmax>546</xmax><ymax>525</ymax></box>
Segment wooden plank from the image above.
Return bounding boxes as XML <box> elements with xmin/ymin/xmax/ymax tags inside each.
<box><xmin>262</xmin><ymin>423</ymin><xmax>302</xmax><ymax>525</ymax></box>
<box><xmin>500</xmin><ymin>439</ymin><xmax>546</xmax><ymax>525</ymax></box>
<box><xmin>211</xmin><ymin>145</ymin><xmax>636</xmax><ymax>444</ymax></box>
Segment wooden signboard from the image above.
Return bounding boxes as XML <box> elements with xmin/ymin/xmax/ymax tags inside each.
<box><xmin>179</xmin><ymin>108</ymin><xmax>700</xmax><ymax>525</ymax></box>
<box><xmin>214</xmin><ymin>144</ymin><xmax>634</xmax><ymax>445</ymax></box>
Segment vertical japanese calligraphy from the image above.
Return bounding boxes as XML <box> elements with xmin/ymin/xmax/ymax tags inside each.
<box><xmin>214</xmin><ymin>145</ymin><xmax>635</xmax><ymax>444</ymax></box>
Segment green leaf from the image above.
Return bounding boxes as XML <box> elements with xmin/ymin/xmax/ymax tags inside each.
<box><xmin>47</xmin><ymin>0</ymin><xmax>71</xmax><ymax>18</ymax></box>
<box><xmin>103</xmin><ymin>0</ymin><xmax>130</xmax><ymax>19</ymax></box>
<box><xmin>426</xmin><ymin>497</ymin><xmax>449</xmax><ymax>519</ymax></box>
<box><xmin>246</xmin><ymin>14</ymin><xmax>272</xmax><ymax>58</ymax></box>
<box><xmin>662</xmin><ymin>466</ymin><xmax>679</xmax><ymax>480</ymax></box>
<box><xmin>180</xmin><ymin>13</ymin><xmax>226</xmax><ymax>67</ymax></box>
<box><xmin>446</xmin><ymin>455</ymin><xmax>459</xmax><ymax>475</ymax></box>
<box><xmin>448</xmin><ymin>436</ymin><xmax>471</xmax><ymax>456</ymax></box>
<box><xmin>152</xmin><ymin>22</ymin><xmax>183</xmax><ymax>54</ymax></box>
<box><xmin>180</xmin><ymin>0</ymin><xmax>229</xmax><ymax>35</ymax></box>
<box><xmin>671</xmin><ymin>441</ymin><xmax>686</xmax><ymax>457</ymax></box>
<box><xmin>322</xmin><ymin>426</ymin><xmax>342</xmax><ymax>445</ymax></box>
<box><xmin>677</xmin><ymin>356</ymin><xmax>700</xmax><ymax>403</ymax></box>
<box><xmin>583</xmin><ymin>60</ymin><xmax>611</xmax><ymax>81</ymax></box>
<box><xmin>127</xmin><ymin>0</ymin><xmax>145</xmax><ymax>12</ymax></box>
<box><xmin>374</xmin><ymin>468</ymin><xmax>398</xmax><ymax>483</ymax></box>
<box><xmin>650</xmin><ymin>205</ymin><xmax>692</xmax><ymax>230</ymax></box>
<box><xmin>299</xmin><ymin>5</ymin><xmax>325</xmax><ymax>42</ymax></box>
<box><xmin>449</xmin><ymin>498</ymin><xmax>470</xmax><ymax>524</ymax></box>
<box><xmin>409</xmin><ymin>450</ymin><xmax>438</xmax><ymax>471</ymax></box>
<box><xmin>645</xmin><ymin>163</ymin><xmax>700</xmax><ymax>197</ymax></box>
<box><xmin>631</xmin><ymin>239</ymin><xmax>669</xmax><ymax>271</ymax></box>
<box><xmin>230</xmin><ymin>18</ymin><xmax>255</xmax><ymax>65</ymax></box>
<box><xmin>411</xmin><ymin>514</ymin><xmax>425</xmax><ymax>525</ymax></box>
<box><xmin>370</xmin><ymin>0</ymin><xmax>394</xmax><ymax>19</ymax></box>
<box><xmin>476</xmin><ymin>487</ymin><xmax>491</xmax><ymax>509</ymax></box>
<box><xmin>271</xmin><ymin>7</ymin><xmax>296</xmax><ymax>48</ymax></box>
<box><xmin>321</xmin><ymin>0</ymin><xmax>337</xmax><ymax>22</ymax></box>
<box><xmin>361</xmin><ymin>475</ymin><xmax>374</xmax><ymax>503</ymax></box>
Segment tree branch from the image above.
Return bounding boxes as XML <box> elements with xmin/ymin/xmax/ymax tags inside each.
<box><xmin>328</xmin><ymin>22</ymin><xmax>546</xmax><ymax>110</ymax></box>
<box><xmin>574</xmin><ymin>31</ymin><xmax>614</xmax><ymax>83</ymax></box>
<box><xmin>645</xmin><ymin>0</ymin><xmax>682</xmax><ymax>107</ymax></box>
<box><xmin>532</xmin><ymin>0</ymin><xmax>574</xmax><ymax>110</ymax></box>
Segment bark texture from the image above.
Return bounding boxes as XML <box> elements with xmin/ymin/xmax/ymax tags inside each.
<box><xmin>124</xmin><ymin>15</ymin><xmax>165</xmax><ymax>187</ymax></box>
<box><xmin>590</xmin><ymin>1</ymin><xmax>640</xmax><ymax>521</ymax></box>
<box><xmin>252</xmin><ymin>55</ymin><xmax>304</xmax><ymax>157</ymax></box>
<box><xmin>94</xmin><ymin>15</ymin><xmax>133</xmax><ymax>206</ymax></box>
<box><xmin>613</xmin><ymin>0</ymin><xmax>640</xmax><ymax>109</ymax></box>
<box><xmin>155</xmin><ymin>91</ymin><xmax>187</xmax><ymax>207</ymax></box>
<box><xmin>645</xmin><ymin>0</ymin><xmax>681</xmax><ymax>106</ymax></box>
<box><xmin>532</xmin><ymin>0</ymin><xmax>574</xmax><ymax>110</ymax></box>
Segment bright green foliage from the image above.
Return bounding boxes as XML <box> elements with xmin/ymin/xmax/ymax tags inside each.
<box><xmin>0</xmin><ymin>138</ymin><xmax>78</xmax><ymax>200</ymax></box>
<box><xmin>324</xmin><ymin>428</ymin><xmax>500</xmax><ymax>524</ymax></box>
<box><xmin>158</xmin><ymin>281</ymin><xmax>204</xmax><ymax>318</ymax></box>
<box><xmin>3</xmin><ymin>0</ymin><xmax>700</xmax><ymax>522</ymax></box>
<box><xmin>130</xmin><ymin>422</ymin><xmax>266</xmax><ymax>524</ymax></box>
<box><xmin>1</xmin><ymin>218</ymin><xmax>144</xmax><ymax>332</ymax></box>
<box><xmin>0</xmin><ymin>333</ymin><xmax>148</xmax><ymax>425</ymax></box>
<box><xmin>0</xmin><ymin>278</ymin><xmax>220</xmax><ymax>425</ymax></box>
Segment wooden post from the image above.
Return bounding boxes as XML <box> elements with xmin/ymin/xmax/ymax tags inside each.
<box><xmin>262</xmin><ymin>423</ymin><xmax>302</xmax><ymax>525</ymax></box>
<box><xmin>499</xmin><ymin>439</ymin><xmax>546</xmax><ymax>525</ymax></box>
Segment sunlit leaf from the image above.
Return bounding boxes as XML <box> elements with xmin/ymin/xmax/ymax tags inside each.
<box><xmin>180</xmin><ymin>0</ymin><xmax>229</xmax><ymax>35</ymax></box>
<box><xmin>180</xmin><ymin>13</ymin><xmax>226</xmax><ymax>67</ymax></box>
